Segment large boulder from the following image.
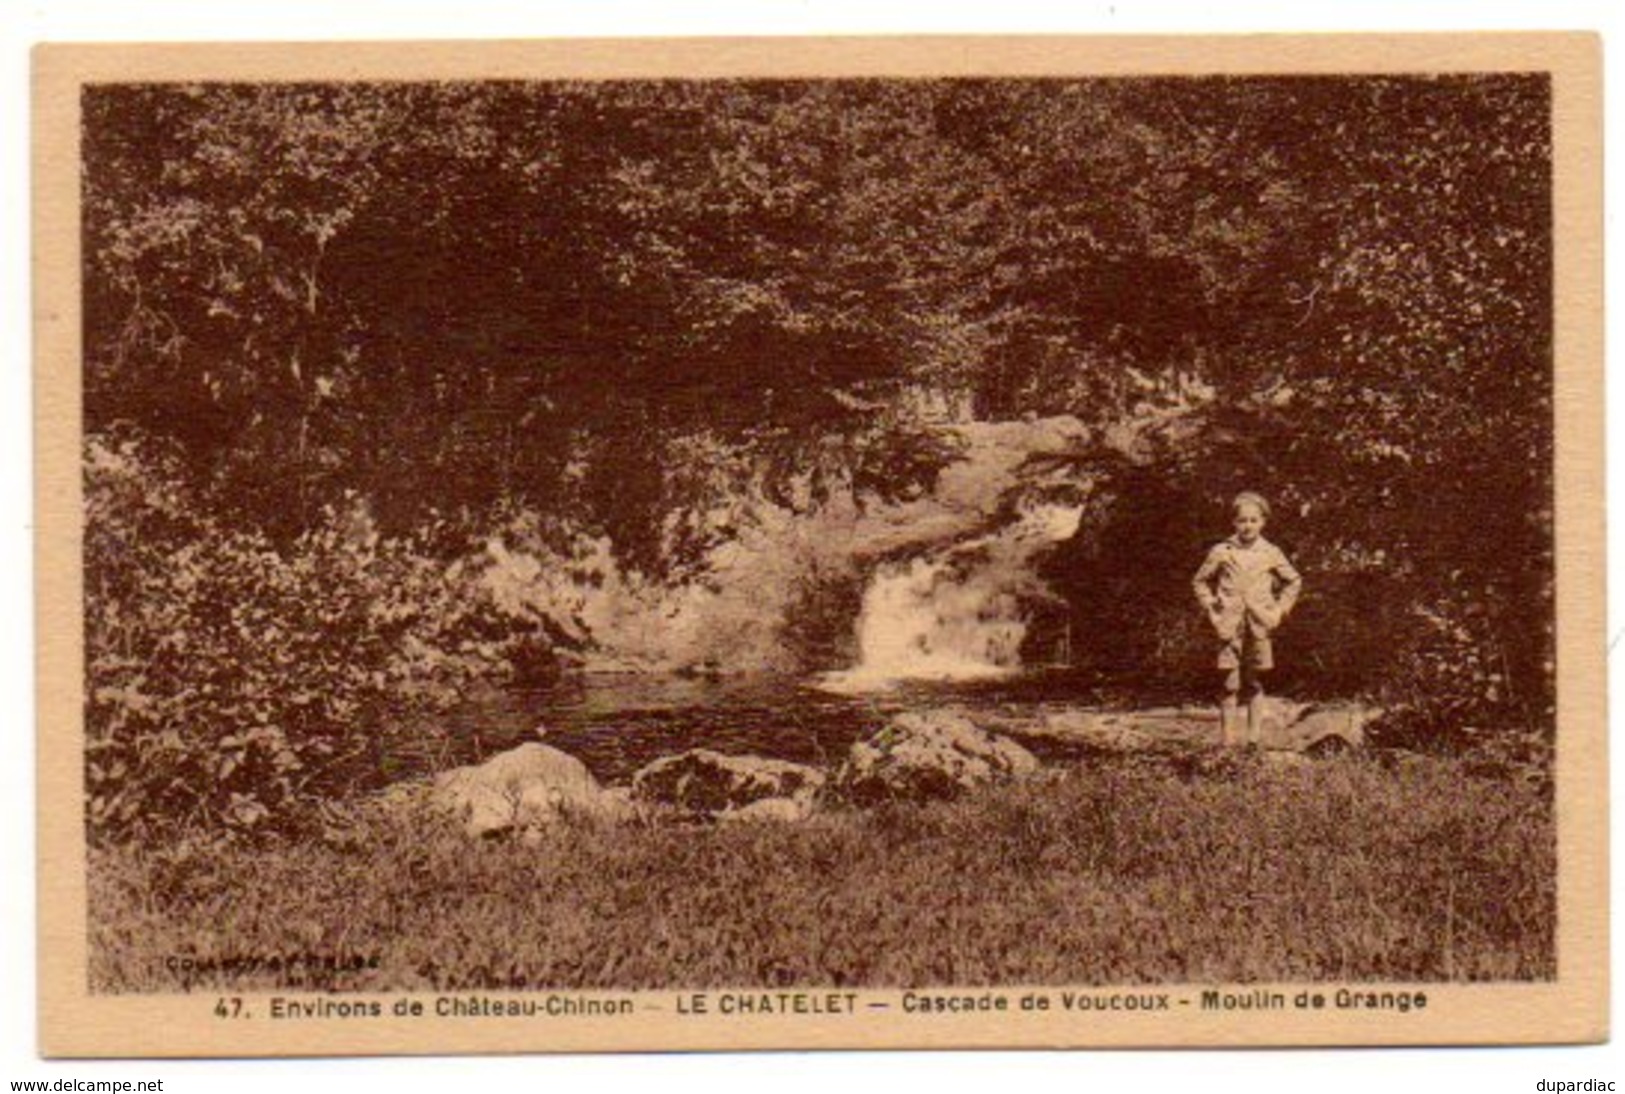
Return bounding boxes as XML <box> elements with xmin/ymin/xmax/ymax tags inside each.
<box><xmin>632</xmin><ymin>749</ymin><xmax>825</xmax><ymax>820</ymax></box>
<box><xmin>838</xmin><ymin>709</ymin><xmax>1040</xmax><ymax>804</ymax></box>
<box><xmin>433</xmin><ymin>742</ymin><xmax>624</xmax><ymax>837</ymax></box>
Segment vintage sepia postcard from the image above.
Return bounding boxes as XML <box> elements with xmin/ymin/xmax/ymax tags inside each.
<box><xmin>34</xmin><ymin>33</ymin><xmax>1604</xmax><ymax>1056</ymax></box>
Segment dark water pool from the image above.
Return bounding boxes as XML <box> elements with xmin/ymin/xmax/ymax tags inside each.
<box><xmin>425</xmin><ymin>668</ymin><xmax>1102</xmax><ymax>784</ymax></box>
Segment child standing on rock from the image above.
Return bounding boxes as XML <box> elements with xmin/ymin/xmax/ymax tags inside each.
<box><xmin>1192</xmin><ymin>492</ymin><xmax>1303</xmax><ymax>747</ymax></box>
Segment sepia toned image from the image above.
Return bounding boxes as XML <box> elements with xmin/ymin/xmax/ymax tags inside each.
<box><xmin>34</xmin><ymin>35</ymin><xmax>1604</xmax><ymax>1054</ymax></box>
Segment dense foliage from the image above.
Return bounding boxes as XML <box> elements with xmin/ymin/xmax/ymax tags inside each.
<box><xmin>84</xmin><ymin>429</ymin><xmax>556</xmax><ymax>838</ymax></box>
<box><xmin>83</xmin><ymin>76</ymin><xmax>1553</xmax><ymax>837</ymax></box>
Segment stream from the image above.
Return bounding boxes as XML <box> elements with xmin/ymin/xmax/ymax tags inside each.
<box><xmin>427</xmin><ymin>668</ymin><xmax>1102</xmax><ymax>785</ymax></box>
<box><xmin>415</xmin><ymin>497</ymin><xmax>1106</xmax><ymax>784</ymax></box>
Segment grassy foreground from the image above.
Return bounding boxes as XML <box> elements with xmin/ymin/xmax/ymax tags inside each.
<box><xmin>89</xmin><ymin>752</ymin><xmax>1553</xmax><ymax>992</ymax></box>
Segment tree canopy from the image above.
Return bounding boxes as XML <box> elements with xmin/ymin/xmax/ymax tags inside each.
<box><xmin>85</xmin><ymin>75</ymin><xmax>1552</xmax><ymax>733</ymax></box>
<box><xmin>86</xmin><ymin>78</ymin><xmax>1546</xmax><ymax>533</ymax></box>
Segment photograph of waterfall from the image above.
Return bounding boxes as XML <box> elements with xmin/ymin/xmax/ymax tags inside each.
<box><xmin>36</xmin><ymin>35</ymin><xmax>1604</xmax><ymax>1053</ymax></box>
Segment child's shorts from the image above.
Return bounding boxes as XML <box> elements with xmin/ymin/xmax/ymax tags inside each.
<box><xmin>1218</xmin><ymin>629</ymin><xmax>1272</xmax><ymax>689</ymax></box>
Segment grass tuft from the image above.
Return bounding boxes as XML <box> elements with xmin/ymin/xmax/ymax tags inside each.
<box><xmin>89</xmin><ymin>752</ymin><xmax>1553</xmax><ymax>993</ymax></box>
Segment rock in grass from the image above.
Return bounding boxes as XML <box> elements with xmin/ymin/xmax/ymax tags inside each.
<box><xmin>1277</xmin><ymin>702</ymin><xmax>1379</xmax><ymax>755</ymax></box>
<box><xmin>718</xmin><ymin>796</ymin><xmax>819</xmax><ymax>824</ymax></box>
<box><xmin>433</xmin><ymin>742</ymin><xmax>624</xmax><ymax>837</ymax></box>
<box><xmin>632</xmin><ymin>749</ymin><xmax>825</xmax><ymax>820</ymax></box>
<box><xmin>838</xmin><ymin>709</ymin><xmax>1039</xmax><ymax>804</ymax></box>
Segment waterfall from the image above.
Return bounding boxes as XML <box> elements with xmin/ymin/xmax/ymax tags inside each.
<box><xmin>820</xmin><ymin>502</ymin><xmax>1082</xmax><ymax>690</ymax></box>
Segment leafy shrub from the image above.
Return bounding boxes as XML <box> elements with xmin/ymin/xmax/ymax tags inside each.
<box><xmin>84</xmin><ymin>428</ymin><xmax>540</xmax><ymax>842</ymax></box>
<box><xmin>1367</xmin><ymin>589</ymin><xmax>1553</xmax><ymax>767</ymax></box>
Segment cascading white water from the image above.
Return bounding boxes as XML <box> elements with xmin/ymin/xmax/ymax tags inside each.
<box><xmin>821</xmin><ymin>502</ymin><xmax>1083</xmax><ymax>690</ymax></box>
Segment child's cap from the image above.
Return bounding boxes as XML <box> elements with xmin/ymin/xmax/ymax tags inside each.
<box><xmin>1232</xmin><ymin>491</ymin><xmax>1271</xmax><ymax>519</ymax></box>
